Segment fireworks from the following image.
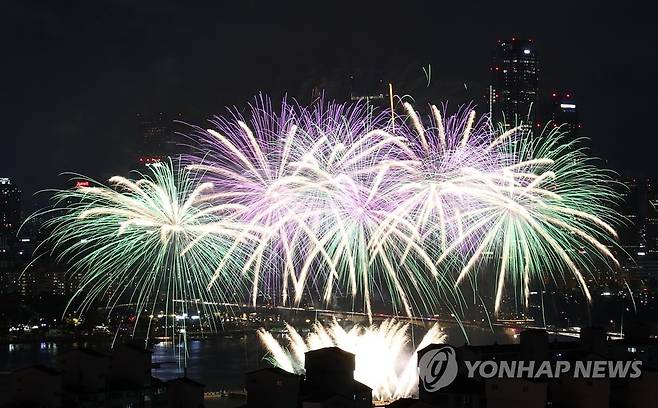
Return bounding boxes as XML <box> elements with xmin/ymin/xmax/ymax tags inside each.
<box><xmin>257</xmin><ymin>319</ymin><xmax>447</xmax><ymax>400</ymax></box>
<box><xmin>188</xmin><ymin>98</ymin><xmax>449</xmax><ymax>318</ymax></box>
<box><xmin>41</xmin><ymin>96</ymin><xmax>622</xmax><ymax>327</ymax></box>
<box><xmin>37</xmin><ymin>160</ymin><xmax>261</xmax><ymax>336</ymax></box>
<box><xmin>396</xmin><ymin>105</ymin><xmax>621</xmax><ymax>313</ymax></box>
<box><xmin>189</xmin><ymin>98</ymin><xmax>620</xmax><ymax>317</ymax></box>
<box><xmin>439</xmin><ymin>133</ymin><xmax>621</xmax><ymax>313</ymax></box>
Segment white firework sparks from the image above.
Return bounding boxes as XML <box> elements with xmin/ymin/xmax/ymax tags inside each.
<box><xmin>257</xmin><ymin>319</ymin><xmax>447</xmax><ymax>401</ymax></box>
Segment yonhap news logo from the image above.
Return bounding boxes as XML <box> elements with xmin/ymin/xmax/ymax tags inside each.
<box><xmin>418</xmin><ymin>345</ymin><xmax>458</xmax><ymax>391</ymax></box>
<box><xmin>462</xmin><ymin>359</ymin><xmax>642</xmax><ymax>380</ymax></box>
<box><xmin>418</xmin><ymin>345</ymin><xmax>643</xmax><ymax>392</ymax></box>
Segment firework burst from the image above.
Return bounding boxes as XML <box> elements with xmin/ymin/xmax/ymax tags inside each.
<box><xmin>188</xmin><ymin>98</ymin><xmax>449</xmax><ymax>318</ymax></box>
<box><xmin>36</xmin><ymin>160</ymin><xmax>261</xmax><ymax>337</ymax></box>
<box><xmin>377</xmin><ymin>104</ymin><xmax>622</xmax><ymax>314</ymax></box>
<box><xmin>442</xmin><ymin>128</ymin><xmax>622</xmax><ymax>313</ymax></box>
<box><xmin>257</xmin><ymin>319</ymin><xmax>446</xmax><ymax>401</ymax></box>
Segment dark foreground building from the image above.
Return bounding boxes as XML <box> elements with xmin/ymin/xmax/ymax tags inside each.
<box><xmin>3</xmin><ymin>343</ymin><xmax>204</xmax><ymax>408</ymax></box>
<box><xmin>245</xmin><ymin>346</ymin><xmax>372</xmax><ymax>408</ymax></box>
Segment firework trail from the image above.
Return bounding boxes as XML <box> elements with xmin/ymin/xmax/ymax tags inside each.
<box><xmin>191</xmin><ymin>97</ymin><xmax>621</xmax><ymax>317</ymax></box>
<box><xmin>443</xmin><ymin>127</ymin><xmax>621</xmax><ymax>313</ymax></box>
<box><xmin>188</xmin><ymin>97</ymin><xmax>452</xmax><ymax>318</ymax></box>
<box><xmin>380</xmin><ymin>104</ymin><xmax>621</xmax><ymax>314</ymax></box>
<box><xmin>41</xmin><ymin>96</ymin><xmax>622</xmax><ymax>329</ymax></box>
<box><xmin>35</xmin><ymin>160</ymin><xmax>262</xmax><ymax>339</ymax></box>
<box><xmin>257</xmin><ymin>319</ymin><xmax>447</xmax><ymax>400</ymax></box>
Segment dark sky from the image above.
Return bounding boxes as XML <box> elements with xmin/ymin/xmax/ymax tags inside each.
<box><xmin>3</xmin><ymin>0</ymin><xmax>657</xmax><ymax>210</ymax></box>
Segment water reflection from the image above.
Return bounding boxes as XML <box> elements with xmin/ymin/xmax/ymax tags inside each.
<box><xmin>151</xmin><ymin>334</ymin><xmax>266</xmax><ymax>389</ymax></box>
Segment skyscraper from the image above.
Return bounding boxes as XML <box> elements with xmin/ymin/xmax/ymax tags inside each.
<box><xmin>646</xmin><ymin>179</ymin><xmax>658</xmax><ymax>255</ymax></box>
<box><xmin>549</xmin><ymin>91</ymin><xmax>580</xmax><ymax>140</ymax></box>
<box><xmin>0</xmin><ymin>178</ymin><xmax>21</xmax><ymax>237</ymax></box>
<box><xmin>489</xmin><ymin>38</ymin><xmax>539</xmax><ymax>131</ymax></box>
<box><xmin>136</xmin><ymin>112</ymin><xmax>182</xmax><ymax>165</ymax></box>
<box><xmin>616</xmin><ymin>177</ymin><xmax>658</xmax><ymax>280</ymax></box>
<box><xmin>618</xmin><ymin>177</ymin><xmax>645</xmax><ymax>257</ymax></box>
<box><xmin>0</xmin><ymin>178</ymin><xmax>21</xmax><ymax>295</ymax></box>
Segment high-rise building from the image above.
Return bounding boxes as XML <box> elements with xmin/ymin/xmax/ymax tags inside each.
<box><xmin>489</xmin><ymin>38</ymin><xmax>539</xmax><ymax>131</ymax></box>
<box><xmin>646</xmin><ymin>179</ymin><xmax>658</xmax><ymax>254</ymax></box>
<box><xmin>617</xmin><ymin>177</ymin><xmax>658</xmax><ymax>280</ymax></box>
<box><xmin>136</xmin><ymin>112</ymin><xmax>182</xmax><ymax>165</ymax></box>
<box><xmin>0</xmin><ymin>178</ymin><xmax>21</xmax><ymax>237</ymax></box>
<box><xmin>0</xmin><ymin>179</ymin><xmax>23</xmax><ymax>294</ymax></box>
<box><xmin>549</xmin><ymin>91</ymin><xmax>580</xmax><ymax>140</ymax></box>
<box><xmin>618</xmin><ymin>177</ymin><xmax>645</xmax><ymax>256</ymax></box>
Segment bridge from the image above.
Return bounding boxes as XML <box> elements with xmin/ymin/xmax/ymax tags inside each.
<box><xmin>103</xmin><ymin>301</ymin><xmax>625</xmax><ymax>340</ymax></box>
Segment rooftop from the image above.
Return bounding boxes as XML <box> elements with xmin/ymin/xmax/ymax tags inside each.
<box><xmin>168</xmin><ymin>376</ymin><xmax>205</xmax><ymax>388</ymax></box>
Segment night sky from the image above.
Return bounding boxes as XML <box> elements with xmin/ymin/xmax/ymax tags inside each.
<box><xmin>3</xmin><ymin>0</ymin><xmax>657</xmax><ymax>210</ymax></box>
